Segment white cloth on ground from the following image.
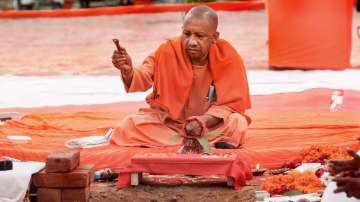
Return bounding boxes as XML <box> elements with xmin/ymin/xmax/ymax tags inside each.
<box><xmin>0</xmin><ymin>161</ymin><xmax>45</xmax><ymax>202</ymax></box>
<box><xmin>321</xmin><ymin>182</ymin><xmax>360</xmax><ymax>202</ymax></box>
<box><xmin>65</xmin><ymin>128</ymin><xmax>113</xmax><ymax>149</ymax></box>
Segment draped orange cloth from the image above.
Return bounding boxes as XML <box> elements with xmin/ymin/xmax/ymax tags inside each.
<box><xmin>110</xmin><ymin>37</ymin><xmax>251</xmax><ymax>148</ymax></box>
<box><xmin>152</xmin><ymin>37</ymin><xmax>251</xmax><ymax>119</ymax></box>
<box><xmin>1</xmin><ymin>89</ymin><xmax>360</xmax><ymax>170</ymax></box>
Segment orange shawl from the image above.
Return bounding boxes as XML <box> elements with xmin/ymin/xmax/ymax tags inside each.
<box><xmin>152</xmin><ymin>37</ymin><xmax>251</xmax><ymax>119</ymax></box>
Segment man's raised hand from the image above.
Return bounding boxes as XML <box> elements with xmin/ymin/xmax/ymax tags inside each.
<box><xmin>112</xmin><ymin>39</ymin><xmax>133</xmax><ymax>77</ymax></box>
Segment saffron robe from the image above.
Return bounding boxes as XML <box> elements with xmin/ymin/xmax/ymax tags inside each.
<box><xmin>111</xmin><ymin>37</ymin><xmax>251</xmax><ymax>148</ymax></box>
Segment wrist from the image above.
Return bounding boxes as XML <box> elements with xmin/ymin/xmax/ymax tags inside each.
<box><xmin>121</xmin><ymin>67</ymin><xmax>133</xmax><ymax>78</ymax></box>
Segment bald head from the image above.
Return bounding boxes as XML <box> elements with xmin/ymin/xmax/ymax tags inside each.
<box><xmin>184</xmin><ymin>6</ymin><xmax>218</xmax><ymax>32</ymax></box>
<box><xmin>181</xmin><ymin>6</ymin><xmax>220</xmax><ymax>66</ymax></box>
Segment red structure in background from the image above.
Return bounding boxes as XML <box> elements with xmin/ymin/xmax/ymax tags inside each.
<box><xmin>267</xmin><ymin>0</ymin><xmax>353</xmax><ymax>70</ymax></box>
<box><xmin>0</xmin><ymin>1</ymin><xmax>264</xmax><ymax>19</ymax></box>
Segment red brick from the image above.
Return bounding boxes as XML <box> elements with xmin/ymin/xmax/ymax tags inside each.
<box><xmin>37</xmin><ymin>188</ymin><xmax>61</xmax><ymax>202</ymax></box>
<box><xmin>62</xmin><ymin>187</ymin><xmax>90</xmax><ymax>202</ymax></box>
<box><xmin>34</xmin><ymin>164</ymin><xmax>95</xmax><ymax>188</ymax></box>
<box><xmin>46</xmin><ymin>150</ymin><xmax>80</xmax><ymax>173</ymax></box>
<box><xmin>81</xmin><ymin>164</ymin><xmax>95</xmax><ymax>183</ymax></box>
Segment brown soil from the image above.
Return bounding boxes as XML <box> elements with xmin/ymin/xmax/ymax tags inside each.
<box><xmin>90</xmin><ymin>182</ymin><xmax>256</xmax><ymax>202</ymax></box>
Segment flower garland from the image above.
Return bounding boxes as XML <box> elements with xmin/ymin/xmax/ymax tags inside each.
<box><xmin>299</xmin><ymin>145</ymin><xmax>351</xmax><ymax>164</ymax></box>
<box><xmin>260</xmin><ymin>171</ymin><xmax>325</xmax><ymax>196</ymax></box>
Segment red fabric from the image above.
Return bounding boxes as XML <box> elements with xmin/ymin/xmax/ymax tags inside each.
<box><xmin>153</xmin><ymin>37</ymin><xmax>251</xmax><ymax>119</ymax></box>
<box><xmin>117</xmin><ymin>154</ymin><xmax>252</xmax><ymax>189</ymax></box>
<box><xmin>0</xmin><ymin>1</ymin><xmax>265</xmax><ymax>19</ymax></box>
<box><xmin>267</xmin><ymin>0</ymin><xmax>353</xmax><ymax>69</ymax></box>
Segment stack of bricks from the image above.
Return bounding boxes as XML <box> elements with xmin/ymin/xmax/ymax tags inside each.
<box><xmin>33</xmin><ymin>150</ymin><xmax>95</xmax><ymax>202</ymax></box>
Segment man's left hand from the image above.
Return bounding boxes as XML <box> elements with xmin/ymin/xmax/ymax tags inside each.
<box><xmin>328</xmin><ymin>149</ymin><xmax>360</xmax><ymax>176</ymax></box>
<box><xmin>184</xmin><ymin>119</ymin><xmax>203</xmax><ymax>137</ymax></box>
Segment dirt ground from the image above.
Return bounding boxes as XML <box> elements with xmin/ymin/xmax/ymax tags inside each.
<box><xmin>0</xmin><ymin>10</ymin><xmax>359</xmax><ymax>75</ymax></box>
<box><xmin>90</xmin><ymin>182</ymin><xmax>256</xmax><ymax>202</ymax></box>
<box><xmin>88</xmin><ymin>174</ymin><xmax>264</xmax><ymax>202</ymax></box>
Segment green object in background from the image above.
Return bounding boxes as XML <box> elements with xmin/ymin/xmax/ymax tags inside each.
<box><xmin>283</xmin><ymin>190</ymin><xmax>304</xmax><ymax>196</ymax></box>
<box><xmin>34</xmin><ymin>0</ymin><xmax>51</xmax><ymax>10</ymax></box>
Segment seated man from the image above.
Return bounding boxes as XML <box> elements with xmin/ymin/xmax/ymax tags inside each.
<box><xmin>111</xmin><ymin>6</ymin><xmax>251</xmax><ymax>149</ymax></box>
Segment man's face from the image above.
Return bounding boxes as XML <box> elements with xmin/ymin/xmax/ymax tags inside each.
<box><xmin>182</xmin><ymin>18</ymin><xmax>217</xmax><ymax>64</ymax></box>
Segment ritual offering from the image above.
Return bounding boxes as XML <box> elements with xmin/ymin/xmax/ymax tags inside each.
<box><xmin>252</xmin><ymin>163</ymin><xmax>266</xmax><ymax>176</ymax></box>
<box><xmin>177</xmin><ymin>137</ymin><xmax>204</xmax><ymax>154</ymax></box>
<box><xmin>269</xmin><ymin>168</ymin><xmax>290</xmax><ymax>175</ymax></box>
<box><xmin>177</xmin><ymin>116</ymin><xmax>210</xmax><ymax>154</ymax></box>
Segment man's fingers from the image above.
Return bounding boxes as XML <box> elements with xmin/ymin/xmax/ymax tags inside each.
<box><xmin>115</xmin><ymin>44</ymin><xmax>127</xmax><ymax>54</ymax></box>
<box><xmin>185</xmin><ymin>124</ymin><xmax>193</xmax><ymax>133</ymax></box>
<box><xmin>184</xmin><ymin>119</ymin><xmax>204</xmax><ymax>137</ymax></box>
<box><xmin>334</xmin><ymin>186</ymin><xmax>347</xmax><ymax>193</ymax></box>
<box><xmin>112</xmin><ymin>58</ymin><xmax>125</xmax><ymax>64</ymax></box>
<box><xmin>347</xmin><ymin>149</ymin><xmax>356</xmax><ymax>157</ymax></box>
<box><xmin>119</xmin><ymin>56</ymin><xmax>127</xmax><ymax>61</ymax></box>
<box><xmin>112</xmin><ymin>60</ymin><xmax>127</xmax><ymax>68</ymax></box>
<box><xmin>114</xmin><ymin>57</ymin><xmax>127</xmax><ymax>62</ymax></box>
<box><xmin>113</xmin><ymin>50</ymin><xmax>127</xmax><ymax>57</ymax></box>
<box><xmin>354</xmin><ymin>170</ymin><xmax>360</xmax><ymax>177</ymax></box>
<box><xmin>347</xmin><ymin>149</ymin><xmax>360</xmax><ymax>159</ymax></box>
<box><xmin>346</xmin><ymin>191</ymin><xmax>353</xmax><ymax>198</ymax></box>
<box><xmin>329</xmin><ymin>160</ymin><xmax>349</xmax><ymax>165</ymax></box>
<box><xmin>112</xmin><ymin>56</ymin><xmax>127</xmax><ymax>64</ymax></box>
<box><xmin>185</xmin><ymin>121</ymin><xmax>200</xmax><ymax>136</ymax></box>
<box><xmin>333</xmin><ymin>176</ymin><xmax>352</xmax><ymax>184</ymax></box>
<box><xmin>115</xmin><ymin>62</ymin><xmax>126</xmax><ymax>67</ymax></box>
<box><xmin>340</xmin><ymin>171</ymin><xmax>354</xmax><ymax>177</ymax></box>
<box><xmin>117</xmin><ymin>45</ymin><xmax>127</xmax><ymax>54</ymax></box>
<box><xmin>329</xmin><ymin>165</ymin><xmax>347</xmax><ymax>174</ymax></box>
<box><xmin>113</xmin><ymin>52</ymin><xmax>127</xmax><ymax>59</ymax></box>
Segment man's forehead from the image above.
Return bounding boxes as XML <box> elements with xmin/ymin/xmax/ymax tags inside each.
<box><xmin>182</xmin><ymin>17</ymin><xmax>215</xmax><ymax>32</ymax></box>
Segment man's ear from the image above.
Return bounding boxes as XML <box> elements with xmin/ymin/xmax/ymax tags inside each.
<box><xmin>212</xmin><ymin>31</ymin><xmax>220</xmax><ymax>43</ymax></box>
